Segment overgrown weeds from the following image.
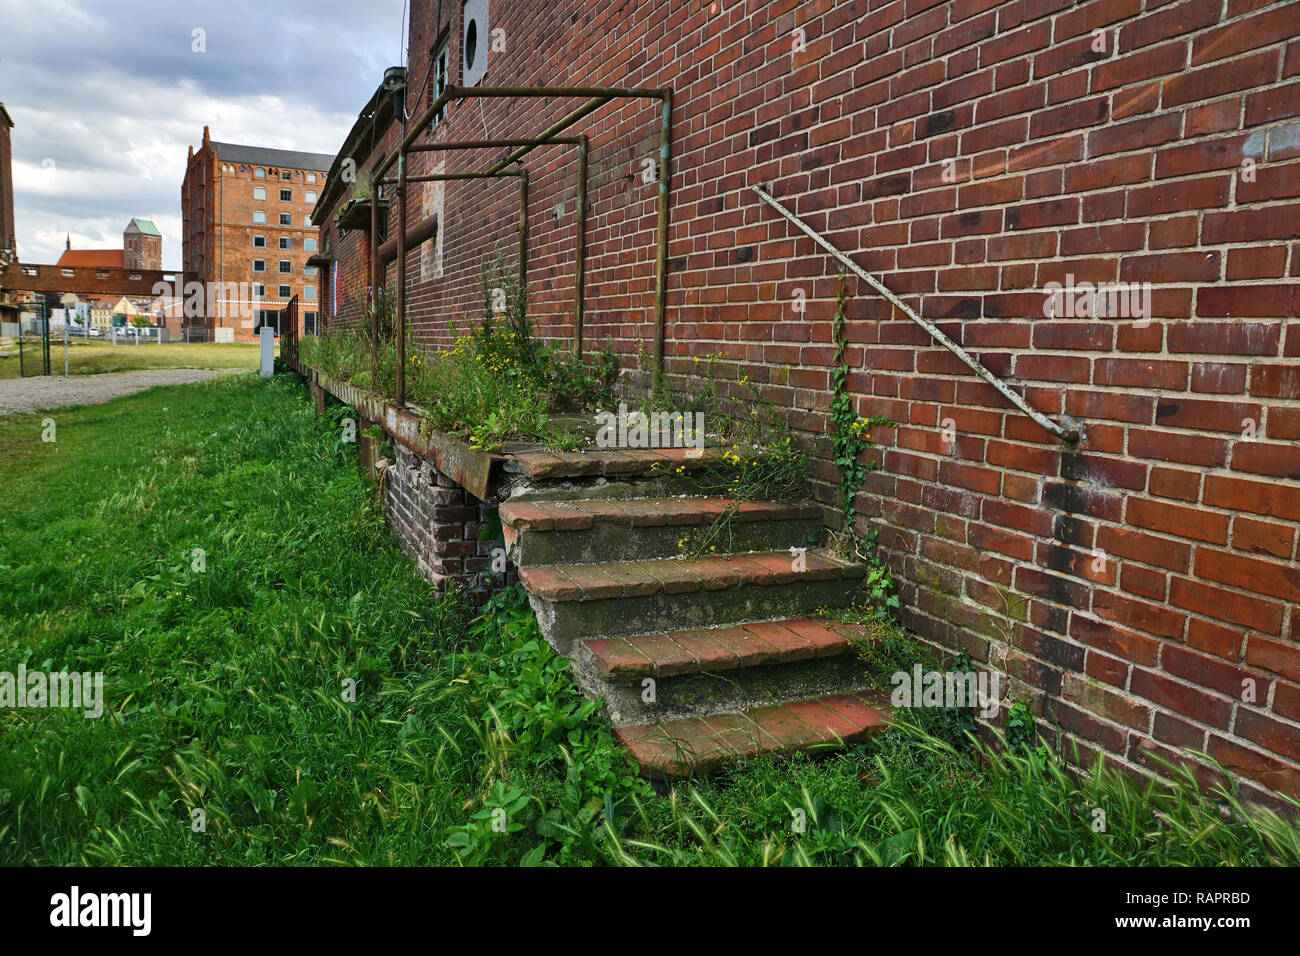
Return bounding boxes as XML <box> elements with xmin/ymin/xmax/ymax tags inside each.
<box><xmin>299</xmin><ymin>260</ymin><xmax>617</xmax><ymax>451</ymax></box>
<box><xmin>2</xmin><ymin>373</ymin><xmax>1297</xmax><ymax>866</ymax></box>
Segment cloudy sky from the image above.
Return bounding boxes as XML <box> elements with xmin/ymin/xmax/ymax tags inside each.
<box><xmin>1</xmin><ymin>0</ymin><xmax>407</xmax><ymax>269</ymax></box>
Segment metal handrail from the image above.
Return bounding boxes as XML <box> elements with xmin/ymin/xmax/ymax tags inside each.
<box><xmin>752</xmin><ymin>185</ymin><xmax>1080</xmax><ymax>444</ymax></box>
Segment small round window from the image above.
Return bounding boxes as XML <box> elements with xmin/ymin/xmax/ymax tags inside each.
<box><xmin>465</xmin><ymin>20</ymin><xmax>478</xmax><ymax>71</ymax></box>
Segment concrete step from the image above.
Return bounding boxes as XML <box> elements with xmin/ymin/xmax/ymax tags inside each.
<box><xmin>503</xmin><ymin>445</ymin><xmax>759</xmax><ymax>481</ymax></box>
<box><xmin>501</xmin><ymin>496</ymin><xmax>823</xmax><ymax>566</ymax></box>
<box><xmin>571</xmin><ymin>617</ymin><xmax>876</xmax><ymax>725</ymax></box>
<box><xmin>520</xmin><ymin>550</ymin><xmax>865</xmax><ymax>654</ymax></box>
<box><xmin>614</xmin><ymin>691</ymin><xmax>891</xmax><ymax>779</ymax></box>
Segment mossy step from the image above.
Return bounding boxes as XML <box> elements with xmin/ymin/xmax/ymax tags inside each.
<box><xmin>501</xmin><ymin>497</ymin><xmax>823</xmax><ymax>566</ymax></box>
<box><xmin>502</xmin><ymin>443</ymin><xmax>763</xmax><ymax>481</ymax></box>
<box><xmin>519</xmin><ymin>549</ymin><xmax>861</xmax><ymax>601</ymax></box>
<box><xmin>520</xmin><ymin>550</ymin><xmax>865</xmax><ymax>652</ymax></box>
<box><xmin>614</xmin><ymin>691</ymin><xmax>891</xmax><ymax>778</ymax></box>
<box><xmin>584</xmin><ymin>617</ymin><xmax>869</xmax><ymax>681</ymax></box>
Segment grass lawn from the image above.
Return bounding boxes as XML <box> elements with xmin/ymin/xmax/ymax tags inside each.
<box><xmin>0</xmin><ymin>338</ymin><xmax>260</xmax><ymax>379</ymax></box>
<box><xmin>1</xmin><ymin>372</ymin><xmax>1296</xmax><ymax>866</ymax></box>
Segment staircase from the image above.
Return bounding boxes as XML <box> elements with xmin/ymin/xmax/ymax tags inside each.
<box><xmin>501</xmin><ymin>447</ymin><xmax>890</xmax><ymax>779</ymax></box>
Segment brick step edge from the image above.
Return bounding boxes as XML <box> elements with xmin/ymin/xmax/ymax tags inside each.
<box><xmin>501</xmin><ymin>496</ymin><xmax>821</xmax><ymax>532</ymax></box>
<box><xmin>503</xmin><ymin>443</ymin><xmax>765</xmax><ymax>480</ymax></box>
<box><xmin>585</xmin><ymin>617</ymin><xmax>873</xmax><ymax>680</ymax></box>
<box><xmin>614</xmin><ymin>691</ymin><xmax>890</xmax><ymax>778</ymax></box>
<box><xmin>518</xmin><ymin>550</ymin><xmax>862</xmax><ymax>602</ymax></box>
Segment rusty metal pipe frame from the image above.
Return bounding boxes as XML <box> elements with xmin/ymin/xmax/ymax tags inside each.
<box><xmin>371</xmin><ymin>84</ymin><xmax>674</xmax><ymax>390</ymax></box>
<box><xmin>374</xmin><ymin>85</ymin><xmax>670</xmax><ymax>182</ymax></box>
<box><xmin>378</xmin><ymin>169</ymin><xmax>525</xmax><ymax>185</ymax></box>
<box><xmin>396</xmin><ymin>153</ymin><xmax>408</xmax><ymax>405</ymax></box>
<box><xmin>751</xmin><ymin>184</ymin><xmax>1081</xmax><ymax>444</ymax></box>
<box><xmin>378</xmin><ymin>212</ymin><xmax>438</xmax><ymax>268</ymax></box>
<box><xmin>575</xmin><ymin>134</ymin><xmax>588</xmax><ymax>362</ymax></box>
<box><xmin>653</xmin><ymin>93</ymin><xmax>671</xmax><ymax>398</ymax></box>
<box><xmin>368</xmin><ymin>174</ymin><xmax>380</xmax><ymax>376</ymax></box>
<box><xmin>481</xmin><ymin>95</ymin><xmax>614</xmax><ymax>177</ymax></box>
<box><xmin>402</xmin><ymin>136</ymin><xmax>589</xmax><ymax>359</ymax></box>
<box><xmin>407</xmin><ymin>136</ymin><xmax>582</xmax><ymax>152</ymax></box>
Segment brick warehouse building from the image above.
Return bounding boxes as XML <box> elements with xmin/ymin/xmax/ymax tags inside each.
<box><xmin>313</xmin><ymin>0</ymin><xmax>1300</xmax><ymax>804</ymax></box>
<box><xmin>183</xmin><ymin>127</ymin><xmax>333</xmax><ymax>341</ymax></box>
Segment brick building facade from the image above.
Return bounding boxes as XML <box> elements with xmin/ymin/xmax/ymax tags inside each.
<box><xmin>183</xmin><ymin>127</ymin><xmax>333</xmax><ymax>341</ymax></box>
<box><xmin>314</xmin><ymin>0</ymin><xmax>1300</xmax><ymax>805</ymax></box>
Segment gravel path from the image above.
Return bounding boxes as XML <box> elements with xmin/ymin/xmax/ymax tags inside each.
<box><xmin>0</xmin><ymin>367</ymin><xmax>247</xmax><ymax>415</ymax></box>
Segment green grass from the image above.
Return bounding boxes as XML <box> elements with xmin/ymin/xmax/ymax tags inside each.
<box><xmin>0</xmin><ymin>338</ymin><xmax>260</xmax><ymax>379</ymax></box>
<box><xmin>2</xmin><ymin>372</ymin><xmax>1297</xmax><ymax>866</ymax></box>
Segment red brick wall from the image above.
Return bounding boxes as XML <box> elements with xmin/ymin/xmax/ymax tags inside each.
<box><xmin>2</xmin><ymin>262</ymin><xmax>175</xmax><ymax>302</ymax></box>
<box><xmin>329</xmin><ymin>0</ymin><xmax>1300</xmax><ymax>805</ymax></box>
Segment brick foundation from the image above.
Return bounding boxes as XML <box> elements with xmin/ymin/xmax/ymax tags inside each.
<box><xmin>379</xmin><ymin>442</ymin><xmax>512</xmax><ymax>602</ymax></box>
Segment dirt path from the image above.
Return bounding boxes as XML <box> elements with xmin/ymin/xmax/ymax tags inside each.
<box><xmin>0</xmin><ymin>367</ymin><xmax>247</xmax><ymax>415</ymax></box>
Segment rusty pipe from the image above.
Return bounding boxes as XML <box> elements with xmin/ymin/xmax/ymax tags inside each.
<box><xmin>378</xmin><ymin>212</ymin><xmax>438</xmax><ymax>268</ymax></box>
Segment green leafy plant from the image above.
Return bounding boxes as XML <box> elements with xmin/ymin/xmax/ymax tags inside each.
<box><xmin>829</xmin><ymin>275</ymin><xmax>893</xmax><ymax>558</ymax></box>
<box><xmin>1006</xmin><ymin>699</ymin><xmax>1037</xmax><ymax>750</ymax></box>
<box><xmin>5</xmin><ymin>373</ymin><xmax>1300</xmax><ymax>868</ymax></box>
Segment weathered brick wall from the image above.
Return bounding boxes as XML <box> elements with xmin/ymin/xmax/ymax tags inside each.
<box><xmin>327</xmin><ymin>0</ymin><xmax>1300</xmax><ymax>804</ymax></box>
<box><xmin>380</xmin><ymin>442</ymin><xmax>511</xmax><ymax>602</ymax></box>
<box><xmin>1</xmin><ymin>261</ymin><xmax>174</xmax><ymax>301</ymax></box>
<box><xmin>321</xmin><ymin>219</ymin><xmax>371</xmax><ymax>331</ymax></box>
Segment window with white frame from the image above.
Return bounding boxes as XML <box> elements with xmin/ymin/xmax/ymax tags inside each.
<box><xmin>431</xmin><ymin>33</ymin><xmax>450</xmax><ymax>125</ymax></box>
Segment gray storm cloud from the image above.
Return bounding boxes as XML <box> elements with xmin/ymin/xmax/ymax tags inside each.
<box><xmin>0</xmin><ymin>0</ymin><xmax>405</xmax><ymax>266</ymax></box>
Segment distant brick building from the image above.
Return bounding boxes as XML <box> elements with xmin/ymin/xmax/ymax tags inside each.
<box><xmin>53</xmin><ymin>218</ymin><xmax>162</xmax><ymax>271</ymax></box>
<box><xmin>123</xmin><ymin>218</ymin><xmax>162</xmax><ymax>270</ymax></box>
<box><xmin>182</xmin><ymin>126</ymin><xmax>333</xmax><ymax>341</ymax></box>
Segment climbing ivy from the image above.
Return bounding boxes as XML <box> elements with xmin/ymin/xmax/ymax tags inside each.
<box><xmin>829</xmin><ymin>274</ymin><xmax>898</xmax><ymax>617</ymax></box>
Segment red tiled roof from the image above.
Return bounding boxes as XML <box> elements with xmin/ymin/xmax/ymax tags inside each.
<box><xmin>56</xmin><ymin>249</ymin><xmax>125</xmax><ymax>268</ymax></box>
